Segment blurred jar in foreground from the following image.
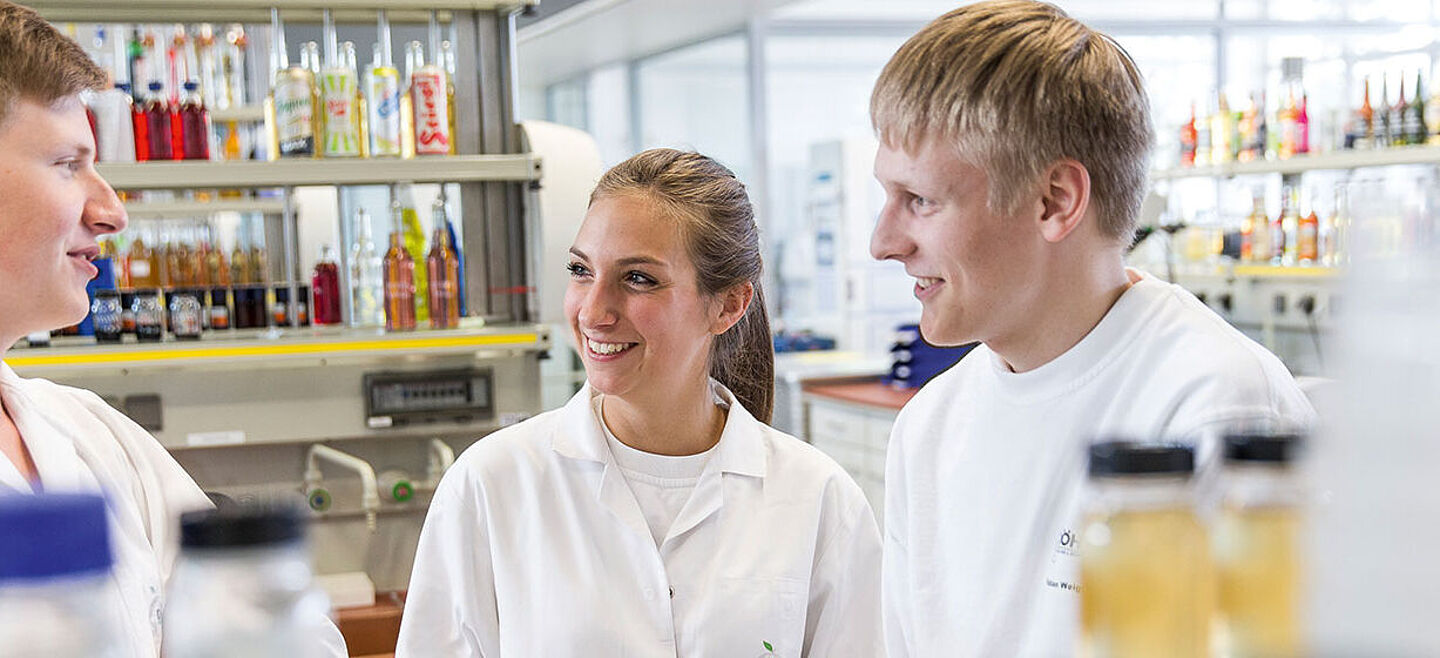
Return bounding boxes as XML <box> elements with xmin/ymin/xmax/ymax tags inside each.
<box><xmin>164</xmin><ymin>504</ymin><xmax>334</xmax><ymax>658</ymax></box>
<box><xmin>0</xmin><ymin>493</ymin><xmax>123</xmax><ymax>658</ymax></box>
<box><xmin>1080</xmin><ymin>441</ymin><xmax>1211</xmax><ymax>658</ymax></box>
<box><xmin>1215</xmin><ymin>431</ymin><xmax>1306</xmax><ymax>658</ymax></box>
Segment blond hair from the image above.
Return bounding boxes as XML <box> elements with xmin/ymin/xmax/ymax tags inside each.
<box><xmin>871</xmin><ymin>0</ymin><xmax>1153</xmax><ymax>241</ymax></box>
<box><xmin>590</xmin><ymin>149</ymin><xmax>774</xmax><ymax>423</ymax></box>
<box><xmin>0</xmin><ymin>1</ymin><xmax>106</xmax><ymax>126</ymax></box>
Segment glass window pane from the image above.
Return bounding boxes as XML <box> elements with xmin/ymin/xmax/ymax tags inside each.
<box><xmin>635</xmin><ymin>35</ymin><xmax>753</xmax><ymax>183</ymax></box>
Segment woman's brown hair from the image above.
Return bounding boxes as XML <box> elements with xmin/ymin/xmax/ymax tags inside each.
<box><xmin>589</xmin><ymin>148</ymin><xmax>774</xmax><ymax>423</ymax></box>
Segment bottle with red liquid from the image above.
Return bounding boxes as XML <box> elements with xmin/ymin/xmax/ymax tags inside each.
<box><xmin>382</xmin><ymin>231</ymin><xmax>416</xmax><ymax>332</ymax></box>
<box><xmin>138</xmin><ymin>81</ymin><xmax>174</xmax><ymax>161</ymax></box>
<box><xmin>311</xmin><ymin>245</ymin><xmax>342</xmax><ymax>325</ymax></box>
<box><xmin>178</xmin><ymin>81</ymin><xmax>210</xmax><ymax>160</ymax></box>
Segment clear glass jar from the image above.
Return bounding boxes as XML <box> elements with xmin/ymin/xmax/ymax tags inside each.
<box><xmin>1080</xmin><ymin>442</ymin><xmax>1212</xmax><ymax>658</ymax></box>
<box><xmin>1214</xmin><ymin>432</ymin><xmax>1305</xmax><ymax>658</ymax></box>
<box><xmin>163</xmin><ymin>505</ymin><xmax>335</xmax><ymax>658</ymax></box>
<box><xmin>169</xmin><ymin>290</ymin><xmax>204</xmax><ymax>340</ymax></box>
<box><xmin>0</xmin><ymin>494</ymin><xmax>123</xmax><ymax>658</ymax></box>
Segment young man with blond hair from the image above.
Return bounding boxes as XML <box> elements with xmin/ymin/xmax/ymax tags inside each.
<box><xmin>868</xmin><ymin>1</ymin><xmax>1315</xmax><ymax>655</ymax></box>
<box><xmin>0</xmin><ymin>3</ymin><xmax>349</xmax><ymax>655</ymax></box>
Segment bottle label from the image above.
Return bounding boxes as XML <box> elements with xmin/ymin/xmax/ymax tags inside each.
<box><xmin>412</xmin><ymin>70</ymin><xmax>450</xmax><ymax>155</ymax></box>
<box><xmin>319</xmin><ymin>69</ymin><xmax>362</xmax><ymax>157</ymax></box>
<box><xmin>367</xmin><ymin>68</ymin><xmax>403</xmax><ymax>156</ymax></box>
<box><xmin>274</xmin><ymin>74</ymin><xmax>315</xmax><ymax>156</ymax></box>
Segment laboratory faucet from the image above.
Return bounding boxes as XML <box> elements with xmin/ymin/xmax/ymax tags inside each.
<box><xmin>427</xmin><ymin>438</ymin><xmax>455</xmax><ymax>487</ymax></box>
<box><xmin>304</xmin><ymin>444</ymin><xmax>381</xmax><ymax>531</ymax></box>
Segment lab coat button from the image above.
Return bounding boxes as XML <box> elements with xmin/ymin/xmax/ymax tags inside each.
<box><xmin>668</xmin><ymin>587</ymin><xmax>675</xmax><ymax>598</ymax></box>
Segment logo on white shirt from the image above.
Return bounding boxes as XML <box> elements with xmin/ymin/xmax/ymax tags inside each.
<box><xmin>1045</xmin><ymin>528</ymin><xmax>1082</xmax><ymax>593</ymax></box>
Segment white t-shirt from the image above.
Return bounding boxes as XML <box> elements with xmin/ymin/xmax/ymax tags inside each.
<box><xmin>882</xmin><ymin>271</ymin><xmax>1317</xmax><ymax>657</ymax></box>
<box><xmin>596</xmin><ymin>396</ymin><xmax>718</xmax><ymax>549</ymax></box>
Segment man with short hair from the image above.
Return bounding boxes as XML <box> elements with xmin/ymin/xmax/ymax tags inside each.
<box><xmin>868</xmin><ymin>2</ymin><xmax>1315</xmax><ymax>655</ymax></box>
<box><xmin>0</xmin><ymin>4</ymin><xmax>346</xmax><ymax>655</ymax></box>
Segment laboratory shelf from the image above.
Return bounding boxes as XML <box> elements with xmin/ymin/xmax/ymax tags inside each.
<box><xmin>98</xmin><ymin>155</ymin><xmax>542</xmax><ymax>191</ymax></box>
<box><xmin>31</xmin><ymin>0</ymin><xmax>536</xmax><ymax>23</ymax></box>
<box><xmin>1151</xmin><ymin>145</ymin><xmax>1440</xmax><ymax>180</ymax></box>
<box><xmin>123</xmin><ymin>198</ymin><xmax>288</xmax><ymax>218</ymax></box>
<box><xmin>7</xmin><ymin>323</ymin><xmax>551</xmax><ymax>375</ymax></box>
<box><xmin>1165</xmin><ymin>263</ymin><xmax>1341</xmax><ymax>280</ymax></box>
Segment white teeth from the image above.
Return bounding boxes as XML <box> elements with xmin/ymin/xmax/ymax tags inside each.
<box><xmin>916</xmin><ymin>277</ymin><xmax>939</xmax><ymax>290</ymax></box>
<box><xmin>587</xmin><ymin>338</ymin><xmax>634</xmax><ymax>355</ymax></box>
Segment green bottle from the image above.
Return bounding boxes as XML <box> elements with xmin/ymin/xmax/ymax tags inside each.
<box><xmin>1412</xmin><ymin>72</ymin><xmax>1427</xmax><ymax>145</ymax></box>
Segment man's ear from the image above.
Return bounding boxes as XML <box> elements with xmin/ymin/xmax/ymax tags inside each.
<box><xmin>1037</xmin><ymin>159</ymin><xmax>1092</xmax><ymax>244</ymax></box>
<box><xmin>711</xmin><ymin>281</ymin><xmax>754</xmax><ymax>335</ymax></box>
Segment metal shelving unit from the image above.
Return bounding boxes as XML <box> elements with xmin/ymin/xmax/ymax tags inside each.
<box><xmin>100</xmin><ymin>154</ymin><xmax>542</xmax><ymax>189</ymax></box>
<box><xmin>1152</xmin><ymin>145</ymin><xmax>1440</xmax><ymax>180</ymax></box>
<box><xmin>31</xmin><ymin>0</ymin><xmax>536</xmax><ymax>23</ymax></box>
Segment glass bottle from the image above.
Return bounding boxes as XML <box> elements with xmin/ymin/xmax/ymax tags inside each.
<box><xmin>1214</xmin><ymin>432</ymin><xmax>1305</xmax><ymax>658</ymax></box>
<box><xmin>383</xmin><ymin>228</ymin><xmax>417</xmax><ymax>332</ymax></box>
<box><xmin>318</xmin><ymin>11</ymin><xmax>362</xmax><ymax>159</ymax></box>
<box><xmin>0</xmin><ymin>494</ymin><xmax>124</xmax><ymax>658</ymax></box>
<box><xmin>1411</xmin><ymin>71</ymin><xmax>1427</xmax><ymax>146</ymax></box>
<box><xmin>311</xmin><ymin>245</ymin><xmax>342</xmax><ymax>325</ymax></box>
<box><xmin>395</xmin><ymin>188</ymin><xmax>430</xmax><ymax>323</ymax></box>
<box><xmin>1279</xmin><ymin>186</ymin><xmax>1300</xmax><ymax>266</ymax></box>
<box><xmin>177</xmin><ymin>81</ymin><xmax>210</xmax><ymax>160</ymax></box>
<box><xmin>1080</xmin><ymin>441</ymin><xmax>1211</xmax><ymax>658</ymax></box>
<box><xmin>139</xmin><ymin>80</ymin><xmax>174</xmax><ymax>160</ymax></box>
<box><xmin>365</xmin><ymin>12</ymin><xmax>403</xmax><ymax>158</ymax></box>
<box><xmin>1179</xmin><ymin>102</ymin><xmax>1197</xmax><ymax>167</ymax></box>
<box><xmin>266</xmin><ymin>9</ymin><xmax>317</xmax><ymax>159</ymax></box>
<box><xmin>408</xmin><ymin>41</ymin><xmax>450</xmax><ymax>156</ymax></box>
<box><xmin>441</xmin><ymin>39</ymin><xmax>457</xmax><ymax>155</ymax></box>
<box><xmin>163</xmin><ymin>506</ymin><xmax>335</xmax><ymax>658</ymax></box>
<box><xmin>427</xmin><ymin>223</ymin><xmax>460</xmax><ymax>329</ymax></box>
<box><xmin>1377</xmin><ymin>75</ymin><xmax>1392</xmax><ymax>148</ymax></box>
<box><xmin>1296</xmin><ymin>93</ymin><xmax>1309</xmax><ymax>155</ymax></box>
<box><xmin>348</xmin><ymin>208</ymin><xmax>385</xmax><ymax>327</ymax></box>
<box><xmin>1357</xmin><ymin>76</ymin><xmax>1374</xmax><ymax>149</ymax></box>
<box><xmin>127</xmin><ymin>228</ymin><xmax>158</xmax><ymax>289</ymax></box>
<box><xmin>1298</xmin><ymin>208</ymin><xmax>1319</xmax><ymax>265</ymax></box>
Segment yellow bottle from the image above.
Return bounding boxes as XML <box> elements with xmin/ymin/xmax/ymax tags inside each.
<box><xmin>1214</xmin><ymin>432</ymin><xmax>1305</xmax><ymax>658</ymax></box>
<box><xmin>1081</xmin><ymin>442</ymin><xmax>1212</xmax><ymax>658</ymax></box>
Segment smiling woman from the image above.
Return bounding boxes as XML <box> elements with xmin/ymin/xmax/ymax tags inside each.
<box><xmin>399</xmin><ymin>149</ymin><xmax>884</xmax><ymax>657</ymax></box>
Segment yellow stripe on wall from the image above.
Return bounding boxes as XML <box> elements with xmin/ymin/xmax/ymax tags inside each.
<box><xmin>6</xmin><ymin>333</ymin><xmax>541</xmax><ymax>368</ymax></box>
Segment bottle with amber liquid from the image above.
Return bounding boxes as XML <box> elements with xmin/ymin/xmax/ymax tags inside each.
<box><xmin>1080</xmin><ymin>442</ymin><xmax>1211</xmax><ymax>658</ymax></box>
<box><xmin>1214</xmin><ymin>432</ymin><xmax>1305</xmax><ymax>658</ymax></box>
<box><xmin>127</xmin><ymin>228</ymin><xmax>159</xmax><ymax>289</ymax></box>
<box><xmin>426</xmin><ymin>226</ymin><xmax>459</xmax><ymax>329</ymax></box>
<box><xmin>382</xmin><ymin>230</ymin><xmax>416</xmax><ymax>331</ymax></box>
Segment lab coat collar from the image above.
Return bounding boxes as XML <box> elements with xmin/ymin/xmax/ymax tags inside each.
<box><xmin>550</xmin><ymin>380</ymin><xmax>768</xmax><ymax>477</ymax></box>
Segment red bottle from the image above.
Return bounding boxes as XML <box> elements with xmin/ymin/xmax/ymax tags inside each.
<box><xmin>177</xmin><ymin>81</ymin><xmax>210</xmax><ymax>160</ymax></box>
<box><xmin>132</xmin><ymin>84</ymin><xmax>151</xmax><ymax>161</ymax></box>
<box><xmin>311</xmin><ymin>245</ymin><xmax>342</xmax><ymax>325</ymax></box>
<box><xmin>141</xmin><ymin>81</ymin><xmax>174</xmax><ymax>160</ymax></box>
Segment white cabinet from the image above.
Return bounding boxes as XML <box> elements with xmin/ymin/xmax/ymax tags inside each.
<box><xmin>804</xmin><ymin>395</ymin><xmax>897</xmax><ymax>527</ymax></box>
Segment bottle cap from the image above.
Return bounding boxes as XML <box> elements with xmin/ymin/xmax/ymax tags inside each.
<box><xmin>1088</xmin><ymin>441</ymin><xmax>1195</xmax><ymax>477</ymax></box>
<box><xmin>1224</xmin><ymin>432</ymin><xmax>1303</xmax><ymax>463</ymax></box>
<box><xmin>0</xmin><ymin>493</ymin><xmax>113</xmax><ymax>582</ymax></box>
<box><xmin>148</xmin><ymin>81</ymin><xmax>163</xmax><ymax>92</ymax></box>
<box><xmin>183</xmin><ymin>81</ymin><xmax>199</xmax><ymax>92</ymax></box>
<box><xmin>181</xmin><ymin>504</ymin><xmax>305</xmax><ymax>549</ymax></box>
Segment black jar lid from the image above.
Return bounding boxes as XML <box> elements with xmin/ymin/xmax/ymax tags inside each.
<box><xmin>1088</xmin><ymin>441</ymin><xmax>1195</xmax><ymax>477</ymax></box>
<box><xmin>180</xmin><ymin>504</ymin><xmax>304</xmax><ymax>549</ymax></box>
<box><xmin>1224</xmin><ymin>432</ymin><xmax>1303</xmax><ymax>463</ymax></box>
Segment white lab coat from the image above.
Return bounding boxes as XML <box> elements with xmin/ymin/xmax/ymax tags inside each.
<box><xmin>398</xmin><ymin>381</ymin><xmax>883</xmax><ymax>658</ymax></box>
<box><xmin>0</xmin><ymin>362</ymin><xmax>348</xmax><ymax>657</ymax></box>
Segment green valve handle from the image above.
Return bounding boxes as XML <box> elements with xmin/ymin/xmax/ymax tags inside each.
<box><xmin>307</xmin><ymin>488</ymin><xmax>332</xmax><ymax>512</ymax></box>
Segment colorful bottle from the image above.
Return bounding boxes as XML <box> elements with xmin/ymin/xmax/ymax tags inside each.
<box><xmin>127</xmin><ymin>229</ymin><xmax>158</xmax><ymax>289</ymax></box>
<box><xmin>1411</xmin><ymin>71</ymin><xmax>1428</xmax><ymax>145</ymax></box>
<box><xmin>383</xmin><ymin>229</ymin><xmax>417</xmax><ymax>332</ymax></box>
<box><xmin>318</xmin><ymin>11</ymin><xmax>362</xmax><ymax>158</ymax></box>
<box><xmin>1357</xmin><ymin>77</ymin><xmax>1375</xmax><ymax>149</ymax></box>
<box><xmin>142</xmin><ymin>81</ymin><xmax>176</xmax><ymax>161</ymax></box>
<box><xmin>1296</xmin><ymin>93</ymin><xmax>1309</xmax><ymax>155</ymax></box>
<box><xmin>221</xmin><ymin>25</ymin><xmax>248</xmax><ymax>111</ymax></box>
<box><xmin>395</xmin><ymin>186</ymin><xmax>430</xmax><ymax>323</ymax></box>
<box><xmin>1278</xmin><ymin>86</ymin><xmax>1298</xmax><ymax>159</ymax></box>
<box><xmin>349</xmin><ymin>208</ymin><xmax>385</xmax><ymax>327</ymax></box>
<box><xmin>178</xmin><ymin>81</ymin><xmax>210</xmax><ymax>160</ymax></box>
<box><xmin>1180</xmin><ymin>103</ymin><xmax>1197</xmax><ymax>167</ymax></box>
<box><xmin>1393</xmin><ymin>76</ymin><xmax>1410</xmax><ymax>146</ymax></box>
<box><xmin>427</xmin><ymin>210</ymin><xmax>460</xmax><ymax>329</ymax></box>
<box><xmin>1210</xmin><ymin>91</ymin><xmax>1234</xmax><ymax>164</ymax></box>
<box><xmin>267</xmin><ymin>9</ymin><xmax>317</xmax><ymax>158</ymax></box>
<box><xmin>1241</xmin><ymin>195</ymin><xmax>1264</xmax><ymax>262</ymax></box>
<box><xmin>441</xmin><ymin>39</ymin><xmax>458</xmax><ymax>155</ymax></box>
<box><xmin>366</xmin><ymin>28</ymin><xmax>403</xmax><ymax>158</ymax></box>
<box><xmin>409</xmin><ymin>42</ymin><xmax>451</xmax><ymax>156</ymax></box>
<box><xmin>1298</xmin><ymin>208</ymin><xmax>1319</xmax><ymax>265</ymax></box>
<box><xmin>1377</xmin><ymin>75</ymin><xmax>1392</xmax><ymax>148</ymax></box>
<box><xmin>311</xmin><ymin>245</ymin><xmax>342</xmax><ymax>325</ymax></box>
<box><xmin>1279</xmin><ymin>187</ymin><xmax>1300</xmax><ymax>266</ymax></box>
